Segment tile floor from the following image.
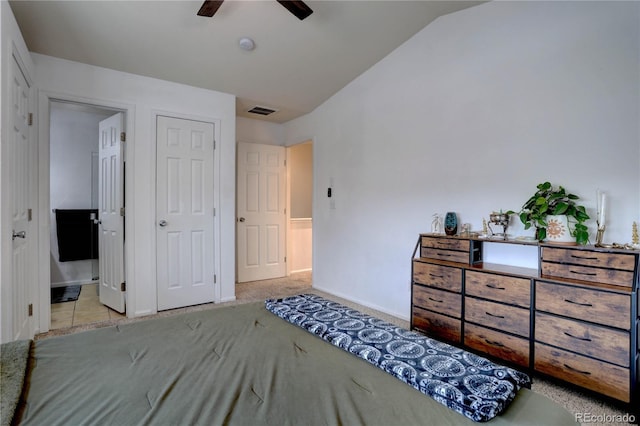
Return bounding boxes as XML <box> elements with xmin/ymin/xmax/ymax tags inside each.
<box><xmin>50</xmin><ymin>283</ymin><xmax>126</xmax><ymax>330</ymax></box>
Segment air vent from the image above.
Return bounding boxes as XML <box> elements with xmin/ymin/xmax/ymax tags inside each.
<box><xmin>248</xmin><ymin>106</ymin><xmax>278</xmax><ymax>116</ymax></box>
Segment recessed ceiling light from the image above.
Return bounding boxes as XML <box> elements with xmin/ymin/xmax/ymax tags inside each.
<box><xmin>239</xmin><ymin>37</ymin><xmax>255</xmax><ymax>51</ymax></box>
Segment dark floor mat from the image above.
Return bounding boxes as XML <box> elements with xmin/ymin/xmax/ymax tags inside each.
<box><xmin>51</xmin><ymin>285</ymin><xmax>81</xmax><ymax>304</ymax></box>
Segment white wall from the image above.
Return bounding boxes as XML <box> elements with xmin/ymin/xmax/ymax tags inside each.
<box><xmin>289</xmin><ymin>142</ymin><xmax>312</xmax><ymax>218</ymax></box>
<box><xmin>284</xmin><ymin>1</ymin><xmax>640</xmax><ymax>319</ymax></box>
<box><xmin>35</xmin><ymin>54</ymin><xmax>236</xmax><ymax>323</ymax></box>
<box><xmin>49</xmin><ymin>103</ymin><xmax>112</xmax><ymax>287</ymax></box>
<box><xmin>289</xmin><ymin>218</ymin><xmax>312</xmax><ymax>273</ymax></box>
<box><xmin>236</xmin><ymin>116</ymin><xmax>284</xmax><ymax>146</ymax></box>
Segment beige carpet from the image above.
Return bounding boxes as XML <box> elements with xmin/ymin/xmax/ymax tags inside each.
<box><xmin>36</xmin><ymin>271</ymin><xmax>636</xmax><ymax>425</ymax></box>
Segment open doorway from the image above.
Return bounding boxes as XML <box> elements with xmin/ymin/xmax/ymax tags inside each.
<box><xmin>48</xmin><ymin>101</ymin><xmax>125</xmax><ymax>329</ymax></box>
<box><xmin>235</xmin><ymin>140</ymin><xmax>312</xmax><ymax>284</ymax></box>
<box><xmin>286</xmin><ymin>141</ymin><xmax>313</xmax><ymax>277</ymax></box>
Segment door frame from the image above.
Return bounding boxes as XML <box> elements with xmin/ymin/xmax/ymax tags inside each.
<box><xmin>37</xmin><ymin>91</ymin><xmax>134</xmax><ymax>334</ymax></box>
<box><xmin>150</xmin><ymin>110</ymin><xmax>222</xmax><ymax>306</ymax></box>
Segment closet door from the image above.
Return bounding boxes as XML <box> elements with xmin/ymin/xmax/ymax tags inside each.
<box><xmin>9</xmin><ymin>54</ymin><xmax>35</xmax><ymax>340</ymax></box>
<box><xmin>156</xmin><ymin>116</ymin><xmax>215</xmax><ymax>311</ymax></box>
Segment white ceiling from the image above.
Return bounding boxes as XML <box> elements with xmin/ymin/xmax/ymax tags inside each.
<box><xmin>9</xmin><ymin>0</ymin><xmax>482</xmax><ymax>123</ymax></box>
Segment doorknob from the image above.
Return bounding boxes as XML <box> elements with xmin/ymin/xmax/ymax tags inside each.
<box><xmin>238</xmin><ymin>217</ymin><xmax>245</xmax><ymax>222</ymax></box>
<box><xmin>159</xmin><ymin>220</ymin><xmax>168</xmax><ymax>227</ymax></box>
<box><xmin>12</xmin><ymin>230</ymin><xmax>26</xmax><ymax>240</ymax></box>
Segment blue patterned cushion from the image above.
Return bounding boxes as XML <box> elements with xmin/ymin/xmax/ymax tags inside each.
<box><xmin>266</xmin><ymin>294</ymin><xmax>530</xmax><ymax>422</ymax></box>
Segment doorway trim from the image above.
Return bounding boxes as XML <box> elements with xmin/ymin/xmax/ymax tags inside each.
<box><xmin>37</xmin><ymin>90</ymin><xmax>134</xmax><ymax>334</ymax></box>
<box><xmin>150</xmin><ymin>110</ymin><xmax>223</xmax><ymax>305</ymax></box>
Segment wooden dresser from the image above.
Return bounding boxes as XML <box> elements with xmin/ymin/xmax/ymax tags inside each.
<box><xmin>411</xmin><ymin>233</ymin><xmax>639</xmax><ymax>405</ymax></box>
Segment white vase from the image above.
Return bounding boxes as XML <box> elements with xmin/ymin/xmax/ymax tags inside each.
<box><xmin>545</xmin><ymin>215</ymin><xmax>575</xmax><ymax>245</ymax></box>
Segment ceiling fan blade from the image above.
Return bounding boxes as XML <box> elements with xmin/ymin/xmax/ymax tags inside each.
<box><xmin>276</xmin><ymin>0</ymin><xmax>313</xmax><ymax>20</ymax></box>
<box><xmin>197</xmin><ymin>0</ymin><xmax>224</xmax><ymax>17</ymax></box>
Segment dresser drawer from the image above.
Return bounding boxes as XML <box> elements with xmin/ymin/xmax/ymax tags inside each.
<box><xmin>541</xmin><ymin>261</ymin><xmax>634</xmax><ymax>288</ymax></box>
<box><xmin>535</xmin><ymin>312</ymin><xmax>629</xmax><ymax>367</ymax></box>
<box><xmin>422</xmin><ymin>236</ymin><xmax>470</xmax><ymax>251</ymax></box>
<box><xmin>412</xmin><ymin>307</ymin><xmax>461</xmax><ymax>344</ymax></box>
<box><xmin>536</xmin><ymin>281</ymin><xmax>630</xmax><ymax>329</ymax></box>
<box><xmin>465</xmin><ymin>323</ymin><xmax>530</xmax><ymax>368</ymax></box>
<box><xmin>421</xmin><ymin>248</ymin><xmax>469</xmax><ymax>263</ymax></box>
<box><xmin>465</xmin><ymin>297</ymin><xmax>529</xmax><ymax>337</ymax></box>
<box><xmin>540</xmin><ymin>246</ymin><xmax>636</xmax><ymax>288</ymax></box>
<box><xmin>413</xmin><ymin>261</ymin><xmax>462</xmax><ymax>292</ymax></box>
<box><xmin>413</xmin><ymin>285</ymin><xmax>461</xmax><ymax>318</ymax></box>
<box><xmin>541</xmin><ymin>246</ymin><xmax>636</xmax><ymax>271</ymax></box>
<box><xmin>465</xmin><ymin>271</ymin><xmax>530</xmax><ymax>308</ymax></box>
<box><xmin>535</xmin><ymin>343</ymin><xmax>630</xmax><ymax>402</ymax></box>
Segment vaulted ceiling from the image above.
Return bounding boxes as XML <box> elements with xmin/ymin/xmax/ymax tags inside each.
<box><xmin>9</xmin><ymin>0</ymin><xmax>482</xmax><ymax>123</ymax></box>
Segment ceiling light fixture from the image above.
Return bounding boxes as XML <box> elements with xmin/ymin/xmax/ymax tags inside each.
<box><xmin>239</xmin><ymin>37</ymin><xmax>255</xmax><ymax>51</ymax></box>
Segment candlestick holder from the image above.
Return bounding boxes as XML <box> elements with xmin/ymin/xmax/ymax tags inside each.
<box><xmin>595</xmin><ymin>224</ymin><xmax>606</xmax><ymax>247</ymax></box>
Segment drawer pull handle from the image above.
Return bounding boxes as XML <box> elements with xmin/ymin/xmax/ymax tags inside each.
<box><xmin>563</xmin><ymin>331</ymin><xmax>592</xmax><ymax>342</ymax></box>
<box><xmin>428</xmin><ymin>297</ymin><xmax>443</xmax><ymax>303</ymax></box>
<box><xmin>570</xmin><ymin>254</ymin><xmax>598</xmax><ymax>261</ymax></box>
<box><xmin>486</xmin><ymin>284</ymin><xmax>506</xmax><ymax>290</ymax></box>
<box><xmin>429</xmin><ymin>273</ymin><xmax>444</xmax><ymax>279</ymax></box>
<box><xmin>563</xmin><ymin>298</ymin><xmax>593</xmax><ymax>307</ymax></box>
<box><xmin>570</xmin><ymin>269</ymin><xmax>597</xmax><ymax>276</ymax></box>
<box><xmin>485</xmin><ymin>311</ymin><xmax>505</xmax><ymax>319</ymax></box>
<box><xmin>564</xmin><ymin>364</ymin><xmax>591</xmax><ymax>376</ymax></box>
<box><xmin>436</xmin><ymin>253</ymin><xmax>452</xmax><ymax>257</ymax></box>
<box><xmin>485</xmin><ymin>339</ymin><xmax>504</xmax><ymax>348</ymax></box>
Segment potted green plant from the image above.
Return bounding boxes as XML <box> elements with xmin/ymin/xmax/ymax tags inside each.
<box><xmin>508</xmin><ymin>182</ymin><xmax>590</xmax><ymax>245</ymax></box>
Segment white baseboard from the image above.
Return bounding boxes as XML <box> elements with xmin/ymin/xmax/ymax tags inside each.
<box><xmin>311</xmin><ymin>284</ymin><xmax>410</xmax><ymax>322</ymax></box>
<box><xmin>290</xmin><ymin>268</ymin><xmax>312</xmax><ymax>274</ymax></box>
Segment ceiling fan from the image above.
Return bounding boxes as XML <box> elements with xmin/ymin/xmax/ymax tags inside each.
<box><xmin>197</xmin><ymin>0</ymin><xmax>313</xmax><ymax>21</ymax></box>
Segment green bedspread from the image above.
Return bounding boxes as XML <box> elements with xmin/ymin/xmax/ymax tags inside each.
<box><xmin>14</xmin><ymin>302</ymin><xmax>577</xmax><ymax>425</ymax></box>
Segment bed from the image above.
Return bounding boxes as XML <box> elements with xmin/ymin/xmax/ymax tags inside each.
<box><xmin>3</xmin><ymin>295</ymin><xmax>577</xmax><ymax>425</ymax></box>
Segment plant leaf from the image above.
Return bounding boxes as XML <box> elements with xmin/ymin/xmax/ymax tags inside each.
<box><xmin>553</xmin><ymin>202</ymin><xmax>569</xmax><ymax>215</ymax></box>
<box><xmin>538</xmin><ymin>182</ymin><xmax>551</xmax><ymax>191</ymax></box>
<box><xmin>538</xmin><ymin>228</ymin><xmax>547</xmax><ymax>241</ymax></box>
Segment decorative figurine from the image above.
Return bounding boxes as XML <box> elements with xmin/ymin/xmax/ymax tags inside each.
<box><xmin>482</xmin><ymin>218</ymin><xmax>488</xmax><ymax>235</ymax></box>
<box><xmin>431</xmin><ymin>213</ymin><xmax>441</xmax><ymax>234</ymax></box>
<box><xmin>633</xmin><ymin>222</ymin><xmax>639</xmax><ymax>246</ymax></box>
<box><xmin>595</xmin><ymin>189</ymin><xmax>606</xmax><ymax>247</ymax></box>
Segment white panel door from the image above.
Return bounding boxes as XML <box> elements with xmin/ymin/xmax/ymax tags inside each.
<box><xmin>236</xmin><ymin>142</ymin><xmax>286</xmax><ymax>283</ymax></box>
<box><xmin>156</xmin><ymin>116</ymin><xmax>215</xmax><ymax>311</ymax></box>
<box><xmin>10</xmin><ymin>56</ymin><xmax>33</xmax><ymax>340</ymax></box>
<box><xmin>98</xmin><ymin>113</ymin><xmax>125</xmax><ymax>313</ymax></box>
